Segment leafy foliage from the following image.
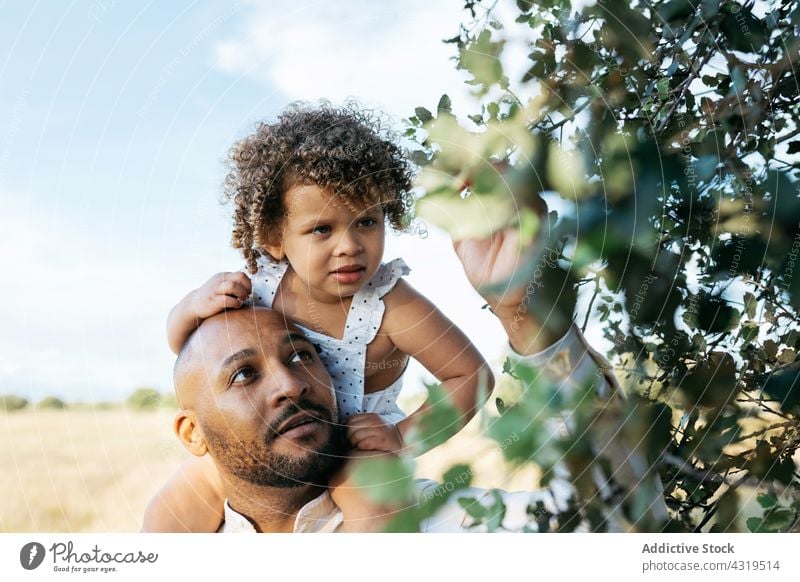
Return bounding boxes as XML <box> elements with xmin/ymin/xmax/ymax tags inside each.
<box><xmin>126</xmin><ymin>387</ymin><xmax>161</xmax><ymax>411</ymax></box>
<box><xmin>0</xmin><ymin>394</ymin><xmax>29</xmax><ymax>412</ymax></box>
<box><xmin>37</xmin><ymin>396</ymin><xmax>66</xmax><ymax>409</ymax></box>
<box><xmin>405</xmin><ymin>0</ymin><xmax>800</xmax><ymax>532</ymax></box>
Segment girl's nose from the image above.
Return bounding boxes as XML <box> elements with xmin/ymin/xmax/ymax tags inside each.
<box><xmin>334</xmin><ymin>230</ymin><xmax>363</xmax><ymax>256</ymax></box>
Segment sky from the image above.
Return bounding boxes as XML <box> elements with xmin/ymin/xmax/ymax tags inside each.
<box><xmin>0</xmin><ymin>0</ymin><xmax>526</xmax><ymax>402</ymax></box>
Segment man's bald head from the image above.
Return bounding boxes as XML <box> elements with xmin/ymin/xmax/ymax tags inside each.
<box><xmin>173</xmin><ymin>307</ymin><xmax>314</xmax><ymax>408</ymax></box>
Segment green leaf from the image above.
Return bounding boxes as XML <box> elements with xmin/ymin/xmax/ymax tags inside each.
<box><xmin>696</xmin><ymin>296</ymin><xmax>740</xmax><ymax>333</ymax></box>
<box><xmin>416</xmin><ymin>191</ymin><xmax>518</xmax><ymax>240</ymax></box>
<box><xmin>746</xmin><ymin>516</ymin><xmax>764</xmax><ymax>532</ymax></box>
<box><xmin>657</xmin><ymin>0</ymin><xmax>695</xmax><ymax>22</ymax></box>
<box><xmin>516</xmin><ymin>0</ymin><xmax>534</xmax><ymax>12</ymax></box>
<box><xmin>414</xmin><ymin>107</ymin><xmax>433</xmax><ymax>123</ymax></box>
<box><xmin>792</xmin><ymin>5</ymin><xmax>800</xmax><ymax>27</ymax></box>
<box><xmin>763</xmin><ymin>509</ymin><xmax>796</xmax><ymax>532</ymax></box>
<box><xmin>763</xmin><ymin>339</ymin><xmax>778</xmax><ymax>359</ymax></box>
<box><xmin>458</xmin><ymin>30</ymin><xmax>506</xmax><ymax>91</ymax></box>
<box><xmin>485</xmin><ymin>490</ymin><xmax>507</xmax><ymax>532</ymax></box>
<box><xmin>437</xmin><ymin>94</ymin><xmax>452</xmax><ymax>115</ymax></box>
<box><xmin>592</xmin><ymin>0</ymin><xmax>653</xmax><ymax>60</ymax></box>
<box><xmin>350</xmin><ymin>455</ymin><xmax>415</xmax><ymax>504</ymax></box>
<box><xmin>756</xmin><ymin>492</ymin><xmax>778</xmax><ymax>509</ymax></box>
<box><xmin>409</xmin><ymin>150</ymin><xmax>430</xmax><ymax>166</ymax></box>
<box><xmin>442</xmin><ymin>464</ymin><xmax>473</xmax><ymax>490</ymax></box>
<box><xmin>721</xmin><ymin>6</ymin><xmax>767</xmax><ymax>52</ymax></box>
<box><xmin>743</xmin><ymin>292</ymin><xmax>757</xmax><ymax>319</ymax></box>
<box><xmin>678</xmin><ymin>351</ymin><xmax>738</xmax><ymax>409</ymax></box>
<box><xmin>762</xmin><ymin>368</ymin><xmax>800</xmax><ymax>412</ymax></box>
<box><xmin>740</xmin><ymin>322</ymin><xmax>759</xmax><ymax>343</ymax></box>
<box><xmin>656</xmin><ymin>77</ymin><xmax>670</xmax><ymax>98</ymax></box>
<box><xmin>746</xmin><ymin>517</ymin><xmax>762</xmax><ymax>533</ymax></box>
<box><xmin>403</xmin><ymin>383</ymin><xmax>462</xmax><ymax>454</ymax></box>
<box><xmin>458</xmin><ymin>496</ymin><xmax>488</xmax><ymax>520</ymax></box>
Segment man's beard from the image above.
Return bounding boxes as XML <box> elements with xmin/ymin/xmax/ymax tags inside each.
<box><xmin>203</xmin><ymin>400</ymin><xmax>347</xmax><ymax>488</ymax></box>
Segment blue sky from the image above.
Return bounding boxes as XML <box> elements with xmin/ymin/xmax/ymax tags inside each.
<box><xmin>0</xmin><ymin>0</ymin><xmax>520</xmax><ymax>402</ymax></box>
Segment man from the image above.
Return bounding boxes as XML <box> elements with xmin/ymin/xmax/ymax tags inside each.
<box><xmin>164</xmin><ymin>306</ymin><xmax>572</xmax><ymax>533</ymax></box>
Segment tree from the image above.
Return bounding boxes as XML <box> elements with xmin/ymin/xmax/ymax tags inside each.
<box><xmin>367</xmin><ymin>0</ymin><xmax>800</xmax><ymax>532</ymax></box>
<box><xmin>0</xmin><ymin>394</ymin><xmax>29</xmax><ymax>412</ymax></box>
<box><xmin>127</xmin><ymin>387</ymin><xmax>162</xmax><ymax>411</ymax></box>
<box><xmin>37</xmin><ymin>396</ymin><xmax>66</xmax><ymax>409</ymax></box>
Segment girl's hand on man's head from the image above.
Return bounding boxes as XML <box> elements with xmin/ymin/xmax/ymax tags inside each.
<box><xmin>190</xmin><ymin>271</ymin><xmax>252</xmax><ymax>321</ymax></box>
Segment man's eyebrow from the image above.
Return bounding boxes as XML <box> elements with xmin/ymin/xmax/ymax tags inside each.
<box><xmin>221</xmin><ymin>348</ymin><xmax>258</xmax><ymax>370</ymax></box>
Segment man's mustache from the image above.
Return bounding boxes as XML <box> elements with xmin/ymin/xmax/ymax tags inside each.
<box><xmin>264</xmin><ymin>400</ymin><xmax>335</xmax><ymax>444</ymax></box>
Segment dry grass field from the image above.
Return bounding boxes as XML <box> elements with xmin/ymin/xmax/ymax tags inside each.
<box><xmin>1</xmin><ymin>408</ymin><xmax>185</xmax><ymax>532</ymax></box>
<box><xmin>1</xmin><ymin>406</ymin><xmax>531</xmax><ymax>532</ymax></box>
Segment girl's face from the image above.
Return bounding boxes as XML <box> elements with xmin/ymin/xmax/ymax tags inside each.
<box><xmin>266</xmin><ymin>183</ymin><xmax>386</xmax><ymax>302</ymax></box>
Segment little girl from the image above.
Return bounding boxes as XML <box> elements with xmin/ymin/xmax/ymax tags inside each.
<box><xmin>146</xmin><ymin>104</ymin><xmax>493</xmax><ymax>530</ymax></box>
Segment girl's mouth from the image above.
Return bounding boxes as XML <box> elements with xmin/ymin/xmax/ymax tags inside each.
<box><xmin>331</xmin><ymin>265</ymin><xmax>366</xmax><ymax>284</ymax></box>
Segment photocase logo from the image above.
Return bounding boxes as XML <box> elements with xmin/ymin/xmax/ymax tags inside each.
<box><xmin>20</xmin><ymin>542</ymin><xmax>46</xmax><ymax>570</ymax></box>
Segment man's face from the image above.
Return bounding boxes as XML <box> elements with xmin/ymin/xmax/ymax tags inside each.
<box><xmin>184</xmin><ymin>309</ymin><xmax>346</xmax><ymax>488</ymax></box>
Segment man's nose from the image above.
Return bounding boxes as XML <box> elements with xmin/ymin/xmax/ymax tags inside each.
<box><xmin>265</xmin><ymin>366</ymin><xmax>310</xmax><ymax>408</ymax></box>
<box><xmin>333</xmin><ymin>229</ymin><xmax>363</xmax><ymax>256</ymax></box>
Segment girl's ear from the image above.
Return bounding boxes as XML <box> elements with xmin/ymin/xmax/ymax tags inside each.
<box><xmin>174</xmin><ymin>411</ymin><xmax>208</xmax><ymax>457</ymax></box>
<box><xmin>264</xmin><ymin>242</ymin><xmax>285</xmax><ymax>261</ymax></box>
<box><xmin>260</xmin><ymin>224</ymin><xmax>285</xmax><ymax>261</ymax></box>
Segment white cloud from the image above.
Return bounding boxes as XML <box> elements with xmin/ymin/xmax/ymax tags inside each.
<box><xmin>212</xmin><ymin>0</ymin><xmax>475</xmax><ymax>119</ymax></box>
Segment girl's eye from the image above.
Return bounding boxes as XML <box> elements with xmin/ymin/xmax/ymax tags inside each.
<box><xmin>289</xmin><ymin>350</ymin><xmax>314</xmax><ymax>365</ymax></box>
<box><xmin>311</xmin><ymin>225</ymin><xmax>331</xmax><ymax>235</ymax></box>
<box><xmin>231</xmin><ymin>366</ymin><xmax>257</xmax><ymax>385</ymax></box>
<box><xmin>358</xmin><ymin>217</ymin><xmax>377</xmax><ymax>227</ymax></box>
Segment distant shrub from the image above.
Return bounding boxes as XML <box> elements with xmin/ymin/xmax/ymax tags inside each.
<box><xmin>160</xmin><ymin>392</ymin><xmax>179</xmax><ymax>410</ymax></box>
<box><xmin>127</xmin><ymin>387</ymin><xmax>161</xmax><ymax>411</ymax></box>
<box><xmin>0</xmin><ymin>394</ymin><xmax>29</xmax><ymax>411</ymax></box>
<box><xmin>38</xmin><ymin>396</ymin><xmax>66</xmax><ymax>409</ymax></box>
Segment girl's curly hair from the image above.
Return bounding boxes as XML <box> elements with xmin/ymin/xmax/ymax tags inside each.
<box><xmin>224</xmin><ymin>102</ymin><xmax>415</xmax><ymax>273</ymax></box>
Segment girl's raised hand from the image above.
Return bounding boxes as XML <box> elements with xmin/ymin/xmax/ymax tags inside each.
<box><xmin>188</xmin><ymin>271</ymin><xmax>252</xmax><ymax>320</ymax></box>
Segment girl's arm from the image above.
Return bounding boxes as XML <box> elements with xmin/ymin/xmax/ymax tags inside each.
<box><xmin>141</xmin><ymin>455</ymin><xmax>225</xmax><ymax>532</ymax></box>
<box><xmin>167</xmin><ymin>272</ymin><xmax>252</xmax><ymax>354</ymax></box>
<box><xmin>382</xmin><ymin>279</ymin><xmax>495</xmax><ymax>449</ymax></box>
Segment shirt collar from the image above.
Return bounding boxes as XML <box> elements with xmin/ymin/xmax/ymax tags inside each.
<box><xmin>221</xmin><ymin>490</ymin><xmax>343</xmax><ymax>533</ymax></box>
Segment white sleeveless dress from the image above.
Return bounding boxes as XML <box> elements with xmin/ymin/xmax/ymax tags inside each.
<box><xmin>248</xmin><ymin>257</ymin><xmax>410</xmax><ymax>424</ymax></box>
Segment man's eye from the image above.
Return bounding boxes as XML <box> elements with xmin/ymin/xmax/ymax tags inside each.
<box><xmin>311</xmin><ymin>225</ymin><xmax>331</xmax><ymax>235</ymax></box>
<box><xmin>231</xmin><ymin>366</ymin><xmax>257</xmax><ymax>384</ymax></box>
<box><xmin>289</xmin><ymin>350</ymin><xmax>314</xmax><ymax>364</ymax></box>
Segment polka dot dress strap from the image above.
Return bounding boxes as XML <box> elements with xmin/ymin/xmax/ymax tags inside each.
<box><xmin>247</xmin><ymin>256</ymin><xmax>289</xmax><ymax>308</ymax></box>
<box><xmin>343</xmin><ymin>258</ymin><xmax>410</xmax><ymax>343</ymax></box>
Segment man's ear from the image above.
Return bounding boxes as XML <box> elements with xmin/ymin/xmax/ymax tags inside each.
<box><xmin>174</xmin><ymin>410</ymin><xmax>208</xmax><ymax>457</ymax></box>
